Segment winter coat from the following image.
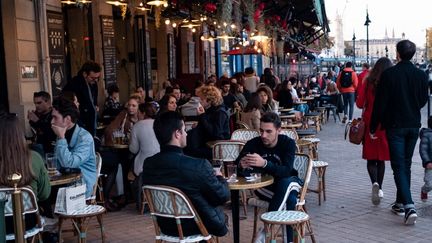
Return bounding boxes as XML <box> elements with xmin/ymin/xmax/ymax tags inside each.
<box><xmin>142</xmin><ymin>145</ymin><xmax>229</xmax><ymax>236</ymax></box>
<box><xmin>356</xmin><ymin>81</ymin><xmax>390</xmax><ymax>161</ymax></box>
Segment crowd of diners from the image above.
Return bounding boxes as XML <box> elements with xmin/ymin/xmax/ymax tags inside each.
<box><xmin>0</xmin><ymin>61</ymin><xmax>342</xmax><ymax>241</ymax></box>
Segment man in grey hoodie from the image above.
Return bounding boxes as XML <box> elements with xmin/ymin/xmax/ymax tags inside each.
<box><xmin>419</xmin><ymin>116</ymin><xmax>432</xmax><ymax>202</ymax></box>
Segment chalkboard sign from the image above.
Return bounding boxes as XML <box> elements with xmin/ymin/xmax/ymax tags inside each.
<box><xmin>47</xmin><ymin>11</ymin><xmax>66</xmax><ymax>96</ymax></box>
<box><xmin>100</xmin><ymin>15</ymin><xmax>117</xmax><ymax>88</ymax></box>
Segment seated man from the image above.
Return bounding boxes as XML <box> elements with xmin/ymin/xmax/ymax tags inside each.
<box><xmin>27</xmin><ymin>91</ymin><xmax>56</xmax><ymax>154</ymax></box>
<box><xmin>142</xmin><ymin>111</ymin><xmax>229</xmax><ymax>237</ymax></box>
<box><xmin>236</xmin><ymin>112</ymin><xmax>300</xmax><ymax>242</ymax></box>
<box><xmin>51</xmin><ymin>97</ymin><xmax>96</xmax><ymax>198</ymax></box>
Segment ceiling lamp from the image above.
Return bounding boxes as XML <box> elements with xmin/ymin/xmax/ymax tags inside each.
<box><xmin>146</xmin><ymin>0</ymin><xmax>168</xmax><ymax>7</ymax></box>
<box><xmin>106</xmin><ymin>0</ymin><xmax>127</xmax><ymax>6</ymax></box>
<box><xmin>136</xmin><ymin>2</ymin><xmax>150</xmax><ymax>10</ymax></box>
<box><xmin>61</xmin><ymin>0</ymin><xmax>76</xmax><ymax>4</ymax></box>
<box><xmin>79</xmin><ymin>0</ymin><xmax>91</xmax><ymax>3</ymax></box>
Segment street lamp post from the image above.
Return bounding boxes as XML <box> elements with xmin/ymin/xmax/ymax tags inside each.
<box><xmin>364</xmin><ymin>9</ymin><xmax>371</xmax><ymax>64</ymax></box>
<box><xmin>385</xmin><ymin>45</ymin><xmax>388</xmax><ymax>58</ymax></box>
<box><xmin>352</xmin><ymin>32</ymin><xmax>356</xmax><ymax>65</ymax></box>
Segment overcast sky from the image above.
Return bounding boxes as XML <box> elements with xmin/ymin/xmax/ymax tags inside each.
<box><xmin>324</xmin><ymin>0</ymin><xmax>431</xmax><ymax>47</ymax></box>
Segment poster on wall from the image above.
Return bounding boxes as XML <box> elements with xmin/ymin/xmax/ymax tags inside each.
<box><xmin>47</xmin><ymin>11</ymin><xmax>66</xmax><ymax>96</ymax></box>
<box><xmin>100</xmin><ymin>15</ymin><xmax>117</xmax><ymax>88</ymax></box>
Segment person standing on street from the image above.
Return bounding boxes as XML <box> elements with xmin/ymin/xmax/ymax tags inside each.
<box><xmin>63</xmin><ymin>61</ymin><xmax>102</xmax><ymax>136</ymax></box>
<box><xmin>370</xmin><ymin>40</ymin><xmax>429</xmax><ymax>225</ymax></box>
<box><xmin>356</xmin><ymin>57</ymin><xmax>392</xmax><ymax>205</ymax></box>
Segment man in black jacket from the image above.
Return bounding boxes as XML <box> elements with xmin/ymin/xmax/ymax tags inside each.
<box><xmin>370</xmin><ymin>40</ymin><xmax>429</xmax><ymax>225</ymax></box>
<box><xmin>236</xmin><ymin>112</ymin><xmax>298</xmax><ymax>241</ymax></box>
<box><xmin>63</xmin><ymin>61</ymin><xmax>101</xmax><ymax>136</ymax></box>
<box><xmin>27</xmin><ymin>91</ymin><xmax>56</xmax><ymax>154</ymax></box>
<box><xmin>142</xmin><ymin>111</ymin><xmax>229</xmax><ymax>237</ymax></box>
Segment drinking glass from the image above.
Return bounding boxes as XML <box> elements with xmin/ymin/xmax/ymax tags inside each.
<box><xmin>226</xmin><ymin>164</ymin><xmax>237</xmax><ymax>180</ymax></box>
<box><xmin>45</xmin><ymin>153</ymin><xmax>57</xmax><ymax>175</ymax></box>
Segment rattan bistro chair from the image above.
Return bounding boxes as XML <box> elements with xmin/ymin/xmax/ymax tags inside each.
<box><xmin>249</xmin><ymin>153</ymin><xmax>316</xmax><ymax>243</ymax></box>
<box><xmin>57</xmin><ymin>152</ymin><xmax>106</xmax><ymax>243</ymax></box>
<box><xmin>0</xmin><ymin>187</ymin><xmax>44</xmax><ymax>242</ymax></box>
<box><xmin>143</xmin><ymin>185</ymin><xmax>217</xmax><ymax>243</ymax></box>
<box><xmin>230</xmin><ymin>129</ymin><xmax>260</xmax><ymax>142</ymax></box>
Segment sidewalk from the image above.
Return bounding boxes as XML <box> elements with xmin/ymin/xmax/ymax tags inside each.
<box><xmin>62</xmin><ymin>106</ymin><xmax>432</xmax><ymax>243</ymax></box>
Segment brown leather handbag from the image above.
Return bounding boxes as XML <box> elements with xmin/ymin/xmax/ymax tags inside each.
<box><xmin>345</xmin><ymin>118</ymin><xmax>366</xmax><ymax>145</ymax></box>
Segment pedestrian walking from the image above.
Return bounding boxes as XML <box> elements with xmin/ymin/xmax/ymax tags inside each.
<box><xmin>419</xmin><ymin>116</ymin><xmax>432</xmax><ymax>202</ymax></box>
<box><xmin>336</xmin><ymin>62</ymin><xmax>358</xmax><ymax>123</ymax></box>
<box><xmin>370</xmin><ymin>40</ymin><xmax>429</xmax><ymax>225</ymax></box>
<box><xmin>356</xmin><ymin>57</ymin><xmax>392</xmax><ymax>205</ymax></box>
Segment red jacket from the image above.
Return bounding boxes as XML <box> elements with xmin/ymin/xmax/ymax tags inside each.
<box><xmin>336</xmin><ymin>67</ymin><xmax>358</xmax><ymax>93</ymax></box>
<box><xmin>357</xmin><ymin>69</ymin><xmax>369</xmax><ymax>91</ymax></box>
<box><xmin>356</xmin><ymin>81</ymin><xmax>390</xmax><ymax>161</ymax></box>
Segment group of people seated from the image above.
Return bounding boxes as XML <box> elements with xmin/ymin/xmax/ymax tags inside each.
<box><xmin>1</xmin><ymin>62</ymin><xmax>335</xmax><ymax>242</ymax></box>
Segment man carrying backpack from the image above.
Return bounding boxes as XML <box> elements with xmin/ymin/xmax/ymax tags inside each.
<box><xmin>336</xmin><ymin>62</ymin><xmax>358</xmax><ymax>123</ymax></box>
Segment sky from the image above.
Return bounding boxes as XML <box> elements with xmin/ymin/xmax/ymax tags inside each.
<box><xmin>324</xmin><ymin>0</ymin><xmax>431</xmax><ymax>47</ymax></box>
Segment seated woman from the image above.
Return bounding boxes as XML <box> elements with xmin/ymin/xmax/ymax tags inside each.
<box><xmin>240</xmin><ymin>93</ymin><xmax>261</xmax><ymax>130</ymax></box>
<box><xmin>104</xmin><ymin>95</ymin><xmax>141</xmax><ymax>146</ymax></box>
<box><xmin>188</xmin><ymin>85</ymin><xmax>230</xmax><ymax>159</ymax></box>
<box><xmin>257</xmin><ymin>85</ymin><xmax>277</xmax><ymax>114</ymax></box>
<box><xmin>129</xmin><ymin>103</ymin><xmax>160</xmax><ymax>210</ymax></box>
<box><xmin>158</xmin><ymin>94</ymin><xmax>178</xmax><ymax>115</ymax></box>
<box><xmin>289</xmin><ymin>77</ymin><xmax>309</xmax><ymax>115</ymax></box>
<box><xmin>103</xmin><ymin>95</ymin><xmax>141</xmax><ymax>206</ymax></box>
<box><xmin>277</xmin><ymin>79</ymin><xmax>294</xmax><ymax>109</ymax></box>
<box><xmin>0</xmin><ymin>113</ymin><xmax>51</xmax><ymax>234</ymax></box>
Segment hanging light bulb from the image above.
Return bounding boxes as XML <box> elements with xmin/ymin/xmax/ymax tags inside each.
<box><xmin>165</xmin><ymin>19</ymin><xmax>170</xmax><ymax>25</ymax></box>
<box><xmin>223</xmin><ymin>22</ymin><xmax>227</xmax><ymax>27</ymax></box>
<box><xmin>231</xmin><ymin>24</ymin><xmax>236</xmax><ymax>29</ymax></box>
<box><xmin>172</xmin><ymin>23</ymin><xmax>177</xmax><ymax>28</ymax></box>
<box><xmin>61</xmin><ymin>0</ymin><xmax>77</xmax><ymax>4</ymax></box>
<box><xmin>106</xmin><ymin>0</ymin><xmax>127</xmax><ymax>6</ymax></box>
<box><xmin>200</xmin><ymin>36</ymin><xmax>205</xmax><ymax>41</ymax></box>
<box><xmin>192</xmin><ymin>28</ymin><xmax>196</xmax><ymax>33</ymax></box>
<box><xmin>146</xmin><ymin>0</ymin><xmax>168</xmax><ymax>7</ymax></box>
<box><xmin>208</xmin><ymin>37</ymin><xmax>214</xmax><ymax>42</ymax></box>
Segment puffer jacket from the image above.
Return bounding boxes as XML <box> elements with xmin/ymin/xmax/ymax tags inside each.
<box><xmin>419</xmin><ymin>128</ymin><xmax>432</xmax><ymax>168</ymax></box>
<box><xmin>142</xmin><ymin>145</ymin><xmax>230</xmax><ymax>237</ymax></box>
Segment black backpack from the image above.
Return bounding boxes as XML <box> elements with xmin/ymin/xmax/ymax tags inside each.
<box><xmin>340</xmin><ymin>71</ymin><xmax>353</xmax><ymax>88</ymax></box>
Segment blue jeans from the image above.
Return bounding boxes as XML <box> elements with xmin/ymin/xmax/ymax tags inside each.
<box><xmin>342</xmin><ymin>92</ymin><xmax>355</xmax><ymax>120</ymax></box>
<box><xmin>256</xmin><ymin>176</ymin><xmax>303</xmax><ymax>242</ymax></box>
<box><xmin>386</xmin><ymin>128</ymin><xmax>419</xmax><ymax>209</ymax></box>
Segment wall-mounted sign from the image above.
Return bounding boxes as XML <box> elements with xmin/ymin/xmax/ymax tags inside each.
<box><xmin>47</xmin><ymin>11</ymin><xmax>66</xmax><ymax>95</ymax></box>
<box><xmin>21</xmin><ymin>65</ymin><xmax>37</xmax><ymax>79</ymax></box>
<box><xmin>100</xmin><ymin>15</ymin><xmax>117</xmax><ymax>88</ymax></box>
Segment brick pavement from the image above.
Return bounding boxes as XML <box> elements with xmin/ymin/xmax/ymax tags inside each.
<box><xmin>61</xmin><ymin>107</ymin><xmax>432</xmax><ymax>243</ymax></box>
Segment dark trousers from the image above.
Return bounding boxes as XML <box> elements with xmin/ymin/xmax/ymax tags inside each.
<box><xmin>386</xmin><ymin>128</ymin><xmax>419</xmax><ymax>208</ymax></box>
<box><xmin>256</xmin><ymin>176</ymin><xmax>302</xmax><ymax>242</ymax></box>
<box><xmin>342</xmin><ymin>92</ymin><xmax>355</xmax><ymax>120</ymax></box>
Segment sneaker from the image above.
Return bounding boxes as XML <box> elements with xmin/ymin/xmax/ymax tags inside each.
<box><xmin>391</xmin><ymin>203</ymin><xmax>405</xmax><ymax>216</ymax></box>
<box><xmin>404</xmin><ymin>208</ymin><xmax>417</xmax><ymax>225</ymax></box>
<box><xmin>342</xmin><ymin>116</ymin><xmax>347</xmax><ymax>124</ymax></box>
<box><xmin>421</xmin><ymin>191</ymin><xmax>428</xmax><ymax>202</ymax></box>
<box><xmin>378</xmin><ymin>189</ymin><xmax>384</xmax><ymax>198</ymax></box>
<box><xmin>371</xmin><ymin>182</ymin><xmax>380</xmax><ymax>205</ymax></box>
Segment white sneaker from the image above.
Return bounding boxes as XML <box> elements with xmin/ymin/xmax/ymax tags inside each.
<box><xmin>372</xmin><ymin>182</ymin><xmax>381</xmax><ymax>205</ymax></box>
<box><xmin>378</xmin><ymin>189</ymin><xmax>384</xmax><ymax>198</ymax></box>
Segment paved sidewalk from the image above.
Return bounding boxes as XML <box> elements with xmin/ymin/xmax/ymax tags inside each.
<box><xmin>62</xmin><ymin>107</ymin><xmax>432</xmax><ymax>242</ymax></box>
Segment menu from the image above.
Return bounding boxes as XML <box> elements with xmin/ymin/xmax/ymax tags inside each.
<box><xmin>100</xmin><ymin>15</ymin><xmax>117</xmax><ymax>88</ymax></box>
